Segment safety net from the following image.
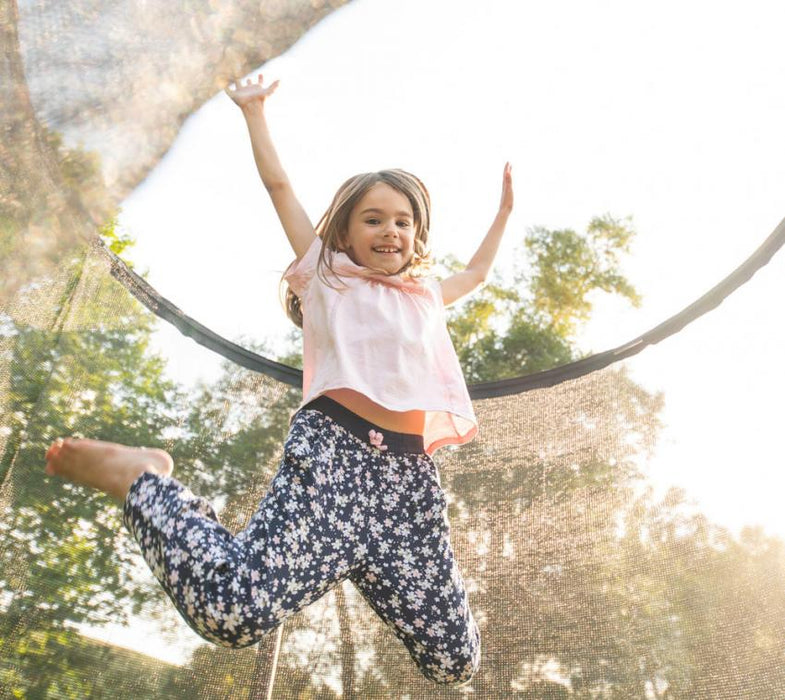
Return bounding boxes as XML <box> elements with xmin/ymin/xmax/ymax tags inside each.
<box><xmin>3</xmin><ymin>1</ymin><xmax>785</xmax><ymax>698</ymax></box>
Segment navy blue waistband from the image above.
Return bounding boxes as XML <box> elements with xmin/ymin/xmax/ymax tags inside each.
<box><xmin>299</xmin><ymin>395</ymin><xmax>426</xmax><ymax>455</ymax></box>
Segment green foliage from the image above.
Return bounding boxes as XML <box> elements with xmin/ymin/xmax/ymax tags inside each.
<box><xmin>98</xmin><ymin>217</ymin><xmax>136</xmax><ymax>268</ymax></box>
<box><xmin>0</xmin><ymin>627</ymin><xmax>190</xmax><ymax>699</ymax></box>
<box><xmin>526</xmin><ymin>215</ymin><xmax>641</xmax><ymax>337</ymax></box>
<box><xmin>41</xmin><ymin>127</ymin><xmax>116</xmax><ymax>230</ymax></box>
<box><xmin>443</xmin><ymin>215</ymin><xmax>640</xmax><ymax>382</ymax></box>
<box><xmin>0</xmin><ymin>274</ymin><xmax>186</xmax><ymax>694</ymax></box>
<box><xmin>167</xmin><ymin>341</ymin><xmax>301</xmax><ymax>529</ymax></box>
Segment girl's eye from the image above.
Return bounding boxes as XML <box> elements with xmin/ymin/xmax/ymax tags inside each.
<box><xmin>397</xmin><ymin>221</ymin><xmax>411</xmax><ymax>228</ymax></box>
<box><xmin>366</xmin><ymin>219</ymin><xmax>380</xmax><ymax>225</ymax></box>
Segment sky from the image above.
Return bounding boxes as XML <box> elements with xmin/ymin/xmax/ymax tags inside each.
<box><xmin>99</xmin><ymin>0</ymin><xmax>785</xmax><ymax>665</ymax></box>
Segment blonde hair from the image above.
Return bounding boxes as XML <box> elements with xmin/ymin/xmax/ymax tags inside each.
<box><xmin>281</xmin><ymin>169</ymin><xmax>433</xmax><ymax>328</ymax></box>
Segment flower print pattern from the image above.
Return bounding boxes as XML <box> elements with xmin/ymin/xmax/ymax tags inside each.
<box><xmin>123</xmin><ymin>407</ymin><xmax>480</xmax><ymax>686</ymax></box>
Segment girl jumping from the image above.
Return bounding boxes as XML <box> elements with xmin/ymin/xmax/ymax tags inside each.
<box><xmin>44</xmin><ymin>74</ymin><xmax>513</xmax><ymax>686</ymax></box>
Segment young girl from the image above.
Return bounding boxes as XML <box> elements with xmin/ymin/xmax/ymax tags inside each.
<box><xmin>44</xmin><ymin>74</ymin><xmax>513</xmax><ymax>686</ymax></box>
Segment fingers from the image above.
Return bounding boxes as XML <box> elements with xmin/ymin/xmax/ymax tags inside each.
<box><xmin>238</xmin><ymin>75</ymin><xmax>260</xmax><ymax>88</ymax></box>
<box><xmin>499</xmin><ymin>161</ymin><xmax>514</xmax><ymax>212</ymax></box>
<box><xmin>501</xmin><ymin>162</ymin><xmax>512</xmax><ymax>191</ymax></box>
<box><xmin>224</xmin><ymin>74</ymin><xmax>279</xmax><ymax>102</ymax></box>
<box><xmin>225</xmin><ymin>73</ymin><xmax>275</xmax><ymax>90</ymax></box>
<box><xmin>257</xmin><ymin>73</ymin><xmax>279</xmax><ymax>96</ymax></box>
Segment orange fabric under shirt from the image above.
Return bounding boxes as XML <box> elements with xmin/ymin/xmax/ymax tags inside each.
<box><xmin>284</xmin><ymin>236</ymin><xmax>478</xmax><ymax>455</ymax></box>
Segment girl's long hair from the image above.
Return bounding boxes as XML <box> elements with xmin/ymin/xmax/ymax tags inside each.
<box><xmin>281</xmin><ymin>169</ymin><xmax>433</xmax><ymax>328</ymax></box>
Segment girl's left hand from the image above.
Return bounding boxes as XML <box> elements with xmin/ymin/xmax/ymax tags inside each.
<box><xmin>499</xmin><ymin>162</ymin><xmax>513</xmax><ymax>214</ymax></box>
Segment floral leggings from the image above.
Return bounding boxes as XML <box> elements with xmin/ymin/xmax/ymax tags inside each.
<box><xmin>123</xmin><ymin>396</ymin><xmax>481</xmax><ymax>685</ymax></box>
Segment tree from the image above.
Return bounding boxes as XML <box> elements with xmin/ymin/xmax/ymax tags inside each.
<box><xmin>0</xmin><ymin>247</ymin><xmax>188</xmax><ymax>695</ymax></box>
<box><xmin>427</xmin><ymin>219</ymin><xmax>785</xmax><ymax>698</ymax></box>
<box><xmin>442</xmin><ymin>214</ymin><xmax>641</xmax><ymax>383</ymax></box>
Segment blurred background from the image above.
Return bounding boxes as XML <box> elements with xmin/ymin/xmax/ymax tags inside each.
<box><xmin>2</xmin><ymin>0</ymin><xmax>784</xmax><ymax>696</ymax></box>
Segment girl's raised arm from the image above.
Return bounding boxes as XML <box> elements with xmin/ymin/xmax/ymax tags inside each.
<box><xmin>225</xmin><ymin>75</ymin><xmax>316</xmax><ymax>260</ymax></box>
<box><xmin>440</xmin><ymin>162</ymin><xmax>513</xmax><ymax>306</ymax></box>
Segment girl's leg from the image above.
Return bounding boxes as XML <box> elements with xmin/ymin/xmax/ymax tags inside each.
<box><xmin>351</xmin><ymin>453</ymin><xmax>481</xmax><ymax>686</ymax></box>
<box><xmin>122</xmin><ymin>412</ymin><xmax>364</xmax><ymax>648</ymax></box>
<box><xmin>287</xmin><ymin>397</ymin><xmax>480</xmax><ymax>685</ymax></box>
<box><xmin>47</xmin><ymin>414</ymin><xmax>358</xmax><ymax>649</ymax></box>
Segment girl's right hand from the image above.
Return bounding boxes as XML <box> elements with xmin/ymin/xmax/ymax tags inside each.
<box><xmin>499</xmin><ymin>161</ymin><xmax>513</xmax><ymax>215</ymax></box>
<box><xmin>224</xmin><ymin>74</ymin><xmax>280</xmax><ymax>110</ymax></box>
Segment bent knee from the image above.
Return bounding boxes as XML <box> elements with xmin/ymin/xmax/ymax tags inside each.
<box><xmin>189</xmin><ymin>596</ymin><xmax>280</xmax><ymax>650</ymax></box>
<box><xmin>422</xmin><ymin>649</ymin><xmax>480</xmax><ymax>686</ymax></box>
<box><xmin>194</xmin><ymin>610</ymin><xmax>278</xmax><ymax>650</ymax></box>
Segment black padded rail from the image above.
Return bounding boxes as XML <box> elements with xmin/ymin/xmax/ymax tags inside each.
<box><xmin>105</xmin><ymin>247</ymin><xmax>302</xmax><ymax>387</ymax></box>
<box><xmin>102</xmin><ymin>215</ymin><xmax>785</xmax><ymax>398</ymax></box>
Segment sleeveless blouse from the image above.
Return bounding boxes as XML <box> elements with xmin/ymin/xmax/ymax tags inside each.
<box><xmin>284</xmin><ymin>236</ymin><xmax>478</xmax><ymax>455</ymax></box>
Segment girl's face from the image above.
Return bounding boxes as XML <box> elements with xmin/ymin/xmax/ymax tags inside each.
<box><xmin>341</xmin><ymin>183</ymin><xmax>416</xmax><ymax>275</ymax></box>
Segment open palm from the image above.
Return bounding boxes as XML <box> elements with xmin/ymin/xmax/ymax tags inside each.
<box><xmin>224</xmin><ymin>74</ymin><xmax>279</xmax><ymax>108</ymax></box>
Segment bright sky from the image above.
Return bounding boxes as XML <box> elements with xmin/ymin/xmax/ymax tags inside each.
<box><xmin>105</xmin><ymin>0</ymin><xmax>785</xmax><ymax>665</ymax></box>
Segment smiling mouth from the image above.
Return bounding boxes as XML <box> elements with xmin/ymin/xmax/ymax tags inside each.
<box><xmin>373</xmin><ymin>247</ymin><xmax>401</xmax><ymax>254</ymax></box>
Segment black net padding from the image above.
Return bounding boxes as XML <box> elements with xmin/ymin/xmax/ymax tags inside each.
<box><xmin>100</xmin><ymin>214</ymin><xmax>785</xmax><ymax>397</ymax></box>
<box><xmin>106</xmin><ymin>246</ymin><xmax>303</xmax><ymax>388</ymax></box>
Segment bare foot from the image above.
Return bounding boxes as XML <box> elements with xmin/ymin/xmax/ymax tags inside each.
<box><xmin>45</xmin><ymin>438</ymin><xmax>174</xmax><ymax>503</ymax></box>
